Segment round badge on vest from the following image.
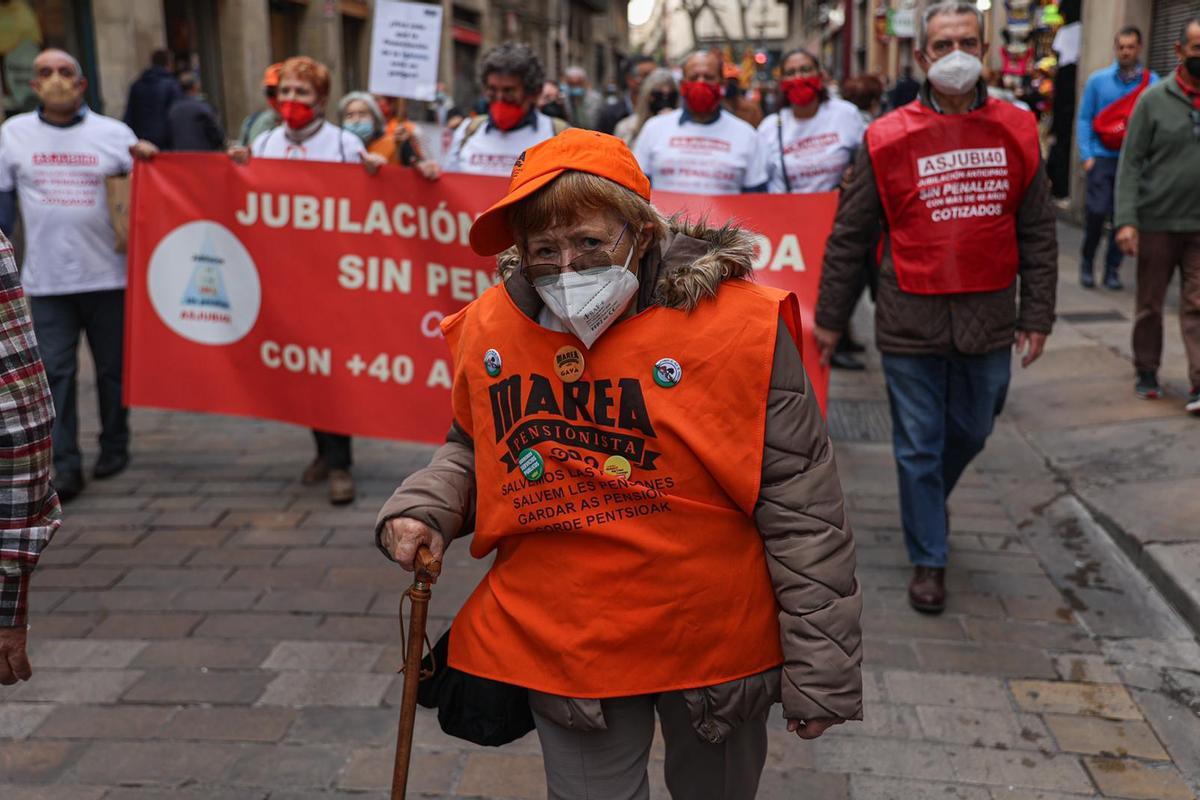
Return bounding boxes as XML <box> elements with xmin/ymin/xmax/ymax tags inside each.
<box><xmin>603</xmin><ymin>455</ymin><xmax>632</xmax><ymax>479</ymax></box>
<box><xmin>484</xmin><ymin>349</ymin><xmax>502</xmax><ymax>377</ymax></box>
<box><xmin>554</xmin><ymin>345</ymin><xmax>585</xmax><ymax>383</ymax></box>
<box><xmin>653</xmin><ymin>358</ymin><xmax>682</xmax><ymax>388</ymax></box>
<box><xmin>517</xmin><ymin>447</ymin><xmax>545</xmax><ymax>482</ymax></box>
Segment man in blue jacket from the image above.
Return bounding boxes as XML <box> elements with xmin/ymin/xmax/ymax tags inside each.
<box><xmin>122</xmin><ymin>49</ymin><xmax>181</xmax><ymax>149</ymax></box>
<box><xmin>1076</xmin><ymin>26</ymin><xmax>1157</xmax><ymax>290</ymax></box>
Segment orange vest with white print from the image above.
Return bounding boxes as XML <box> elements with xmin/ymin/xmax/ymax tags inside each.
<box><xmin>439</xmin><ymin>278</ymin><xmax>803</xmax><ymax>697</ymax></box>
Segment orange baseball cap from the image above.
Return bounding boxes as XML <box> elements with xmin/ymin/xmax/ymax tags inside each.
<box><xmin>262</xmin><ymin>63</ymin><xmax>283</xmax><ymax>88</ymax></box>
<box><xmin>468</xmin><ymin>128</ymin><xmax>652</xmax><ymax>256</ymax></box>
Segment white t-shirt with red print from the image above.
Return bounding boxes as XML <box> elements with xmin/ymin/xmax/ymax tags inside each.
<box><xmin>757</xmin><ymin>99</ymin><xmax>866</xmax><ymax>194</ymax></box>
<box><xmin>632</xmin><ymin>108</ymin><xmax>768</xmax><ymax>195</ymax></box>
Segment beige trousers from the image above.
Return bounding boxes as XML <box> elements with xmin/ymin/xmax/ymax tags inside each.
<box><xmin>531</xmin><ymin>691</ymin><xmax>769</xmax><ymax>800</ymax></box>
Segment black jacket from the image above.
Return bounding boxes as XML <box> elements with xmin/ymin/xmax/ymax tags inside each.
<box><xmin>123</xmin><ymin>67</ymin><xmax>182</xmax><ymax>148</ymax></box>
<box><xmin>166</xmin><ymin>96</ymin><xmax>225</xmax><ymax>151</ymax></box>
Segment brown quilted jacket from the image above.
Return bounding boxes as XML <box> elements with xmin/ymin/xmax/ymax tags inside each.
<box><xmin>376</xmin><ymin>222</ymin><xmax>863</xmax><ymax>741</ymax></box>
<box><xmin>815</xmin><ymin>94</ymin><xmax>1058</xmax><ymax>354</ymax></box>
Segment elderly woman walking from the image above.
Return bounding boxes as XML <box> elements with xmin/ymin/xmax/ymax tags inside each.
<box><xmin>377</xmin><ymin>129</ymin><xmax>861</xmax><ymax>800</ymax></box>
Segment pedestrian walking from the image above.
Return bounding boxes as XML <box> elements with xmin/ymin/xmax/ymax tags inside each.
<box><xmin>814</xmin><ymin>1</ymin><xmax>1057</xmax><ymax>614</ymax></box>
<box><xmin>562</xmin><ymin>65</ymin><xmax>604</xmax><ymax>130</ymax></box>
<box><xmin>0</xmin><ymin>231</ymin><xmax>61</xmax><ymax>685</ymax></box>
<box><xmin>887</xmin><ymin>66</ymin><xmax>921</xmax><ymax>110</ymax></box>
<box><xmin>1076</xmin><ymin>26</ymin><xmax>1157</xmax><ymax>290</ymax></box>
<box><xmin>237</xmin><ymin>63</ymin><xmax>282</xmax><ymax>147</ymax></box>
<box><xmin>164</xmin><ymin>71</ymin><xmax>224</xmax><ymax>151</ymax></box>
<box><xmin>228</xmin><ymin>56</ymin><xmax>385</xmax><ymax>505</ymax></box>
<box><xmin>0</xmin><ymin>49</ymin><xmax>159</xmax><ymax>502</ymax></box>
<box><xmin>613</xmin><ymin>67</ymin><xmax>676</xmax><ymax>146</ymax></box>
<box><xmin>597</xmin><ymin>55</ymin><xmax>657</xmax><ymax>135</ymax></box>
<box><xmin>122</xmin><ymin>48</ymin><xmax>181</xmax><ymax>149</ymax></box>
<box><xmin>377</xmin><ymin>128</ymin><xmax>861</xmax><ymax>800</ymax></box>
<box><xmin>632</xmin><ymin>50</ymin><xmax>768</xmax><ymax>195</ymax></box>
<box><xmin>438</xmin><ymin>42</ymin><xmax>568</xmax><ymax>178</ymax></box>
<box><xmin>759</xmin><ymin>48</ymin><xmax>870</xmax><ymax>371</ymax></box>
<box><xmin>1114</xmin><ymin>16</ymin><xmax>1200</xmax><ymax>412</ymax></box>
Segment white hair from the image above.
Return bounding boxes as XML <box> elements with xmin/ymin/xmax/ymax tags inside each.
<box><xmin>920</xmin><ymin>2</ymin><xmax>986</xmax><ymax>50</ymax></box>
<box><xmin>338</xmin><ymin>91</ymin><xmax>386</xmax><ymax>134</ymax></box>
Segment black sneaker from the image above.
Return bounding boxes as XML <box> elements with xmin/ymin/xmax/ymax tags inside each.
<box><xmin>1135</xmin><ymin>371</ymin><xmax>1162</xmax><ymax>400</ymax></box>
<box><xmin>93</xmin><ymin>451</ymin><xmax>129</xmax><ymax>480</ymax></box>
<box><xmin>1187</xmin><ymin>387</ymin><xmax>1200</xmax><ymax>416</ymax></box>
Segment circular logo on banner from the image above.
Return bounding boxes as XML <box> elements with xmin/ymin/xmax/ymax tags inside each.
<box><xmin>603</xmin><ymin>455</ymin><xmax>632</xmax><ymax>479</ymax></box>
<box><xmin>484</xmin><ymin>349</ymin><xmax>503</xmax><ymax>377</ymax></box>
<box><xmin>147</xmin><ymin>221</ymin><xmax>261</xmax><ymax>345</ymax></box>
<box><xmin>518</xmin><ymin>447</ymin><xmax>545</xmax><ymax>482</ymax></box>
<box><xmin>653</xmin><ymin>358</ymin><xmax>683</xmax><ymax>388</ymax></box>
<box><xmin>554</xmin><ymin>345</ymin><xmax>585</xmax><ymax>383</ymax></box>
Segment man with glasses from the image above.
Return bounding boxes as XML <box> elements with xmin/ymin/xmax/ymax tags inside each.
<box><xmin>438</xmin><ymin>42</ymin><xmax>568</xmax><ymax>178</ymax></box>
<box><xmin>815</xmin><ymin>1</ymin><xmax>1057</xmax><ymax>614</ymax></box>
<box><xmin>1115</xmin><ymin>17</ymin><xmax>1200</xmax><ymax>412</ymax></box>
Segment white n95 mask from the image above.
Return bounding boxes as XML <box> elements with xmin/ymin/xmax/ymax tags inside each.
<box><xmin>926</xmin><ymin>50</ymin><xmax>983</xmax><ymax>96</ymax></box>
<box><xmin>534</xmin><ymin>241</ymin><xmax>639</xmax><ymax>348</ymax></box>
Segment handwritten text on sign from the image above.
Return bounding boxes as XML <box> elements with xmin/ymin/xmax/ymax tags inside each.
<box><xmin>368</xmin><ymin>0</ymin><xmax>443</xmax><ymax>101</ymax></box>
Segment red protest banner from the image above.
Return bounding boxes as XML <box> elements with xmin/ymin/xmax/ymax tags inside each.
<box><xmin>126</xmin><ymin>154</ymin><xmax>837</xmax><ymax>445</ymax></box>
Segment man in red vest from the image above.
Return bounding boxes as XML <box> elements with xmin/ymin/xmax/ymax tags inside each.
<box><xmin>814</xmin><ymin>0</ymin><xmax>1058</xmax><ymax>614</ymax></box>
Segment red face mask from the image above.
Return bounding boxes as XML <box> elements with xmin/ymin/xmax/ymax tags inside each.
<box><xmin>679</xmin><ymin>80</ymin><xmax>723</xmax><ymax>115</ymax></box>
<box><xmin>278</xmin><ymin>100</ymin><xmax>316</xmax><ymax>130</ymax></box>
<box><xmin>489</xmin><ymin>100</ymin><xmax>527</xmax><ymax>131</ymax></box>
<box><xmin>782</xmin><ymin>77</ymin><xmax>823</xmax><ymax>108</ymax></box>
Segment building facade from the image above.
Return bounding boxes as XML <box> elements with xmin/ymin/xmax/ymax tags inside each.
<box><xmin>0</xmin><ymin>0</ymin><xmax>626</xmax><ymax>134</ymax></box>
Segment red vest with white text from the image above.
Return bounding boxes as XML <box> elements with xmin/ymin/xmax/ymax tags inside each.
<box><xmin>866</xmin><ymin>97</ymin><xmax>1040</xmax><ymax>295</ymax></box>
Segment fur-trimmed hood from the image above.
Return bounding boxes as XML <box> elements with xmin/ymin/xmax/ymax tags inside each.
<box><xmin>496</xmin><ymin>217</ymin><xmax>758</xmax><ymax>313</ymax></box>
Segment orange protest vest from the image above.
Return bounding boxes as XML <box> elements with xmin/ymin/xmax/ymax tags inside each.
<box><xmin>440</xmin><ymin>278</ymin><xmax>801</xmax><ymax>698</ymax></box>
<box><xmin>867</xmin><ymin>97</ymin><xmax>1040</xmax><ymax>295</ymax></box>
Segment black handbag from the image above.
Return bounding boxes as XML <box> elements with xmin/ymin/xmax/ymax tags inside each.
<box><xmin>416</xmin><ymin>627</ymin><xmax>536</xmax><ymax>746</ymax></box>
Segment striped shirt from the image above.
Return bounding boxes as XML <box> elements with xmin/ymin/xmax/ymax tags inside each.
<box><xmin>0</xmin><ymin>232</ymin><xmax>61</xmax><ymax>627</ymax></box>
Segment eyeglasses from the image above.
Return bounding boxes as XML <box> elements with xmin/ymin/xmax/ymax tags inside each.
<box><xmin>522</xmin><ymin>225</ymin><xmax>631</xmax><ymax>285</ymax></box>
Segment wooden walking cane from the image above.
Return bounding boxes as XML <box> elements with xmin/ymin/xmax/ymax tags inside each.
<box><xmin>391</xmin><ymin>545</ymin><xmax>442</xmax><ymax>800</ymax></box>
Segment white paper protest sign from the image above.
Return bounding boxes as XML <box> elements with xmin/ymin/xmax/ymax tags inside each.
<box><xmin>368</xmin><ymin>0</ymin><xmax>443</xmax><ymax>101</ymax></box>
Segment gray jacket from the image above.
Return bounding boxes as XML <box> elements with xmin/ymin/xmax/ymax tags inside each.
<box><xmin>376</xmin><ymin>222</ymin><xmax>863</xmax><ymax>741</ymax></box>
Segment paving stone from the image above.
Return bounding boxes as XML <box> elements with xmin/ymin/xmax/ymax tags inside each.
<box><xmin>943</xmin><ymin>747</ymin><xmax>1094</xmax><ymax>793</ymax></box>
<box><xmin>860</xmin><ymin>637</ymin><xmax>920</xmax><ymax>670</ymax></box>
<box><xmin>883</xmin><ymin>670</ymin><xmax>1012</xmax><ymax>710</ymax></box>
<box><xmin>21</xmin><ymin>614</ymin><xmax>100</xmax><ymax>638</ymax></box>
<box><xmin>186</xmin><ymin>547</ymin><xmax>283</xmax><ymax>567</ymax></box>
<box><xmin>1100</xmin><ymin>637</ymin><xmax>1200</xmax><ymax>671</ymax></box>
<box><xmin>284</xmin><ymin>707</ymin><xmax>396</xmax><ymax>746</ymax></box>
<box><xmin>228</xmin><ymin>528</ymin><xmax>329</xmax><ymax>547</ymax></box>
<box><xmin>0</xmin><ymin>740</ymin><xmax>81</xmax><ymax>781</ymax></box>
<box><xmin>224</xmin><ymin>567</ymin><xmax>329</xmax><ymax>589</ymax></box>
<box><xmin>132</xmin><ymin>638</ymin><xmax>274</xmax><ymax>669</ymax></box>
<box><xmin>984</xmin><ymin>792</ymin><xmax>1096</xmax><ymax>800</ymax></box>
<box><xmin>101</xmin><ymin>788</ymin><xmax>263</xmax><ymax>800</ymax></box>
<box><xmin>54</xmin><ymin>589</ymin><xmax>179</xmax><ymax>613</ymax></box>
<box><xmin>67</xmin><ymin>741</ymin><xmax>244</xmax><ymax>784</ymax></box>
<box><xmin>862</xmin><ymin>611</ymin><xmax>966</xmax><ymax>641</ymax></box>
<box><xmin>158</xmin><ymin>707</ymin><xmax>295</xmax><ymax>742</ymax></box>
<box><xmin>261</xmin><ymin>641</ymin><xmax>385</xmax><ymax>671</ymax></box>
<box><xmin>36</xmin><ymin>546</ymin><xmax>96</xmax><ymax>567</ymax></box>
<box><xmin>122</xmin><ymin>669</ymin><xmax>273</xmax><ymax>705</ymax></box>
<box><xmin>1083</xmin><ymin>757</ymin><xmax>1194</xmax><ymax>799</ymax></box>
<box><xmin>0</xmin><ymin>703</ymin><xmax>55</xmax><ymax>739</ymax></box>
<box><xmin>87</xmin><ymin>612</ymin><xmax>202</xmax><ymax>639</ymax></box>
<box><xmin>31</xmin><ymin>567</ymin><xmax>124</xmax><ymax>589</ymax></box>
<box><xmin>170</xmin><ymin>588</ymin><xmax>263</xmax><ymax>611</ymax></box>
<box><xmin>916</xmin><ymin>642</ymin><xmax>1058</xmax><ymax>679</ymax></box>
<box><xmin>322</xmin><ymin>566</ymin><xmax>404</xmax><ymax>589</ymax></box>
<box><xmin>222</xmin><ymin>511</ymin><xmax>309</xmax><ymax>529</ymax></box>
<box><xmin>150</xmin><ymin>509</ymin><xmax>228</xmax><ymax>527</ymax></box>
<box><xmin>1052</xmin><ymin>654</ymin><xmax>1121</xmax><ymax>684</ymax></box>
<box><xmin>456</xmin><ymin>751</ymin><xmax>548</xmax><ymax>799</ymax></box>
<box><xmin>304</xmin><ymin>615</ymin><xmax>399</xmax><ymax>643</ymax></box>
<box><xmin>813</xmin><ymin>737</ymin><xmax>956</xmax><ymax>780</ymax></box>
<box><xmin>117</xmin><ymin>567</ymin><xmax>230</xmax><ymax>588</ymax></box>
<box><xmin>32</xmin><ymin>704</ymin><xmax>173</xmax><ymax>739</ymax></box>
<box><xmin>139</xmin><ymin>528</ymin><xmax>233</xmax><ymax>548</ymax></box>
<box><xmin>27</xmin><ymin>638</ymin><xmax>148</xmax><ymax>668</ymax></box>
<box><xmin>849</xmin><ymin>775</ymin><xmax>990</xmax><ymax>800</ymax></box>
<box><xmin>1044</xmin><ymin>714</ymin><xmax>1169</xmax><ymax>760</ymax></box>
<box><xmin>757</xmin><ymin>768</ymin><xmax>849</xmax><ymax>800</ymax></box>
<box><xmin>339</xmin><ymin>746</ymin><xmax>459</xmax><ymax>793</ymax></box>
<box><xmin>254</xmin><ymin>589</ymin><xmax>376</xmax><ymax>614</ymax></box>
<box><xmin>226</xmin><ymin>743</ymin><xmax>348</xmax><ymax>788</ymax></box>
<box><xmin>278</xmin><ymin>547</ymin><xmax>381</xmax><ymax>568</ymax></box>
<box><xmin>0</xmin><ymin>786</ymin><xmax>106</xmax><ymax>800</ymax></box>
<box><xmin>84</xmin><ymin>546</ymin><xmax>192</xmax><ymax>566</ymax></box>
<box><xmin>7</xmin><ymin>668</ymin><xmax>143</xmax><ymax>703</ymax></box>
<box><xmin>192</xmin><ymin>613</ymin><xmax>323</xmax><ymax>639</ymax></box>
<box><xmin>1010</xmin><ymin>680</ymin><xmax>1142</xmax><ymax>720</ymax></box>
<box><xmin>963</xmin><ymin>619</ymin><xmax>1097</xmax><ymax>652</ymax></box>
<box><xmin>1001</xmin><ymin>596</ymin><xmax>1078</xmax><ymax>623</ymax></box>
<box><xmin>257</xmin><ymin>671</ymin><xmax>392</xmax><ymax>707</ymax></box>
<box><xmin>916</xmin><ymin>706</ymin><xmax>1050</xmax><ymax>751</ymax></box>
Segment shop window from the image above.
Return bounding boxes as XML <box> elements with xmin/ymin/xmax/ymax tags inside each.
<box><xmin>1</xmin><ymin>0</ymin><xmax>99</xmax><ymax>115</ymax></box>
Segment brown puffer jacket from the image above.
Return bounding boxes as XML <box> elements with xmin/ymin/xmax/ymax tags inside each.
<box><xmin>815</xmin><ymin>92</ymin><xmax>1058</xmax><ymax>354</ymax></box>
<box><xmin>376</xmin><ymin>222</ymin><xmax>863</xmax><ymax>741</ymax></box>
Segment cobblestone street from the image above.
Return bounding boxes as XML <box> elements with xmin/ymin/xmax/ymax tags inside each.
<box><xmin>2</xmin><ymin>225</ymin><xmax>1199</xmax><ymax>799</ymax></box>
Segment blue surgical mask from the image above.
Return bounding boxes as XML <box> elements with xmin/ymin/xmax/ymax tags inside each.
<box><xmin>343</xmin><ymin>119</ymin><xmax>375</xmax><ymax>143</ymax></box>
<box><xmin>568</xmin><ymin>86</ymin><xmax>586</xmax><ymax>98</ymax></box>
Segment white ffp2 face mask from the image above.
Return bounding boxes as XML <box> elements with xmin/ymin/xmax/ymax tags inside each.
<box><xmin>534</xmin><ymin>240</ymin><xmax>639</xmax><ymax>349</ymax></box>
<box><xmin>926</xmin><ymin>50</ymin><xmax>983</xmax><ymax>96</ymax></box>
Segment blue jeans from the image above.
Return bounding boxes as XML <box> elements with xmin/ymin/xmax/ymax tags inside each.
<box><xmin>881</xmin><ymin>350</ymin><xmax>1011</xmax><ymax>568</ymax></box>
